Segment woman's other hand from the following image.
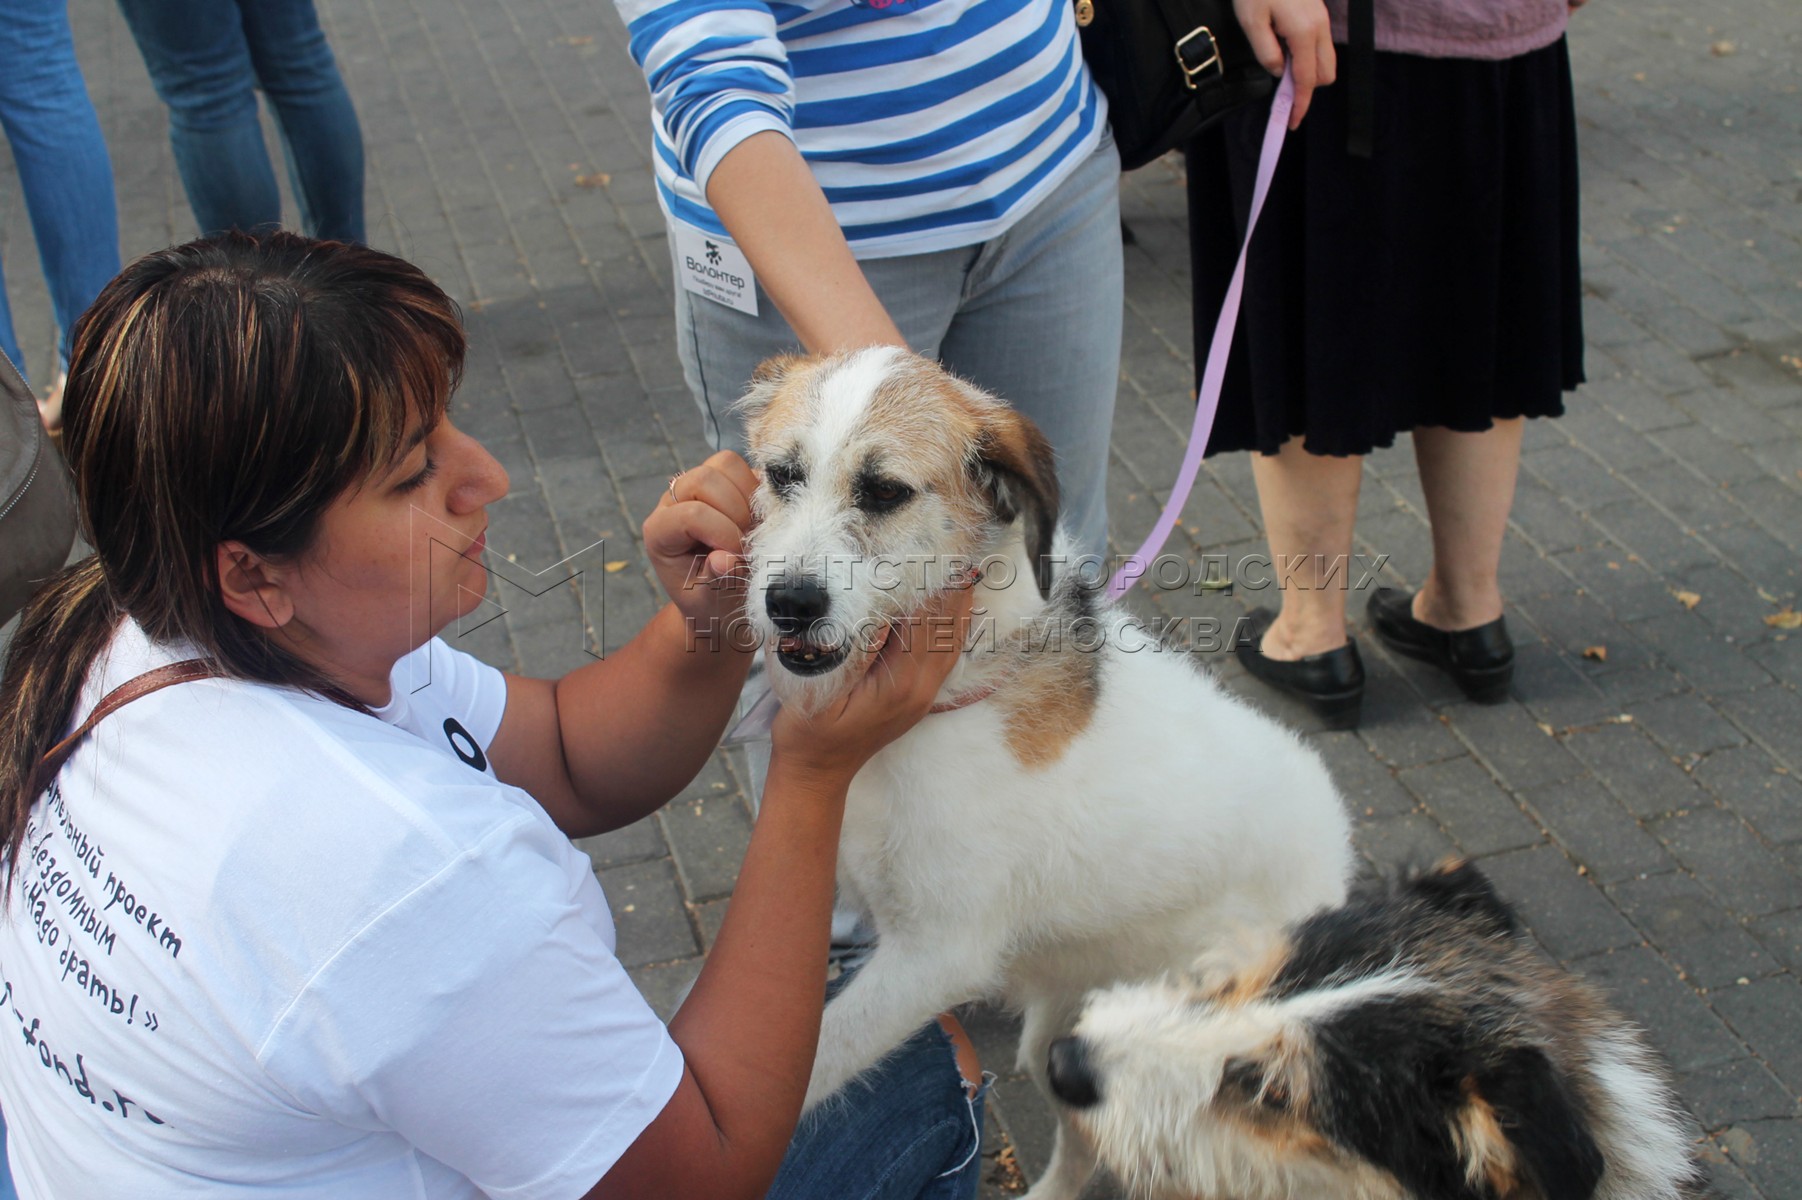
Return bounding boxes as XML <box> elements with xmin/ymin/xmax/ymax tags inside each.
<box><xmin>1233</xmin><ymin>0</ymin><xmax>1336</xmax><ymax>128</ymax></box>
<box><xmin>644</xmin><ymin>450</ymin><xmax>758</xmax><ymax>629</ymax></box>
<box><xmin>769</xmin><ymin>577</ymin><xmax>978</xmax><ymax>786</ymax></box>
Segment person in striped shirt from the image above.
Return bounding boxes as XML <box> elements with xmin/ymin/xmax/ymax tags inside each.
<box><xmin>617</xmin><ymin>0</ymin><xmax>1333</xmax><ymax>566</ymax></box>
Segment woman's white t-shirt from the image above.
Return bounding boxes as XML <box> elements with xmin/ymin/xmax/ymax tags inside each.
<box><xmin>0</xmin><ymin>620</ymin><xmax>682</xmax><ymax>1198</ymax></box>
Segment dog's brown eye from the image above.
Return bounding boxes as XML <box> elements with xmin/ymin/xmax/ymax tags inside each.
<box><xmin>765</xmin><ymin>463</ymin><xmax>803</xmax><ymax>497</ymax></box>
<box><xmin>856</xmin><ymin>478</ymin><xmax>913</xmax><ymax>512</ymax></box>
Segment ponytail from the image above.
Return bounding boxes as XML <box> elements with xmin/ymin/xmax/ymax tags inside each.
<box><xmin>0</xmin><ymin>558</ymin><xmax>120</xmax><ymax>883</ymax></box>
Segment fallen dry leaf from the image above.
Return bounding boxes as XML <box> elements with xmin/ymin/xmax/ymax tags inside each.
<box><xmin>1583</xmin><ymin>645</ymin><xmax>1608</xmax><ymax>662</ymax></box>
<box><xmin>1765</xmin><ymin>608</ymin><xmax>1802</xmax><ymax>630</ymax></box>
<box><xmin>604</xmin><ymin>561</ymin><xmax>629</xmax><ymax>573</ymax></box>
<box><xmin>552</xmin><ymin>34</ymin><xmax>595</xmax><ymax>45</ymax></box>
<box><xmin>573</xmin><ymin>172</ymin><xmax>611</xmax><ymax>189</ymax></box>
<box><xmin>1710</xmin><ymin>39</ymin><xmax>1737</xmax><ymax>56</ymax></box>
<box><xmin>1674</xmin><ymin>590</ymin><xmax>1702</xmax><ymax>610</ymax></box>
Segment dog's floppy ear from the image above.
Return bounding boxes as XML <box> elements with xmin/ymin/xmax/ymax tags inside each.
<box><xmin>1407</xmin><ymin>858</ymin><xmax>1520</xmax><ymax>937</ymax></box>
<box><xmin>737</xmin><ymin>352</ymin><xmax>810</xmax><ymax>417</ymax></box>
<box><xmin>974</xmin><ymin>408</ymin><xmax>1061</xmax><ymax>598</ymax></box>
<box><xmin>1461</xmin><ymin>1047</ymin><xmax>1606</xmax><ymax>1200</ymax></box>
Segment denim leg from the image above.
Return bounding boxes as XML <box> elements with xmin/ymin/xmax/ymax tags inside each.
<box><xmin>0</xmin><ymin>0</ymin><xmax>121</xmax><ymax>372</ymax></box>
<box><xmin>767</xmin><ymin>1019</ymin><xmax>987</xmax><ymax>1200</ymax></box>
<box><xmin>0</xmin><ymin>1107</ymin><xmax>16</xmax><ymax>1200</ymax></box>
<box><xmin>114</xmin><ymin>0</ymin><xmax>280</xmax><ymax>238</ymax></box>
<box><xmin>937</xmin><ymin>136</ymin><xmax>1125</xmax><ymax>563</ymax></box>
<box><xmin>238</xmin><ymin>0</ymin><xmax>365</xmax><ymax>242</ymax></box>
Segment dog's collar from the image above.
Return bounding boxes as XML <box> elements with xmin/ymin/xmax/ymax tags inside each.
<box><xmin>928</xmin><ymin>682</ymin><xmax>1000</xmax><ymax>714</ymax></box>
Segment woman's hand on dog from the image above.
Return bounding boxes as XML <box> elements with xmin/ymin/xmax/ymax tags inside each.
<box><xmin>645</xmin><ymin>451</ymin><xmax>759</xmax><ymax>628</ymax></box>
<box><xmin>770</xmin><ymin>576</ymin><xmax>978</xmax><ymax>785</ymax></box>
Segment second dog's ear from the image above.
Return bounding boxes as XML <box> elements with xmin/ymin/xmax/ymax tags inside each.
<box><xmin>974</xmin><ymin>409</ymin><xmax>1061</xmax><ymax>598</ymax></box>
<box><xmin>1407</xmin><ymin>859</ymin><xmax>1519</xmax><ymax>937</ymax></box>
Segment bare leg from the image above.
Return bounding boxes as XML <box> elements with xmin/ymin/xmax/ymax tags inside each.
<box><xmin>1410</xmin><ymin>420</ymin><xmax>1524</xmax><ymax>631</ymax></box>
<box><xmin>1247</xmin><ymin>437</ymin><xmax>1365</xmax><ymax>660</ymax></box>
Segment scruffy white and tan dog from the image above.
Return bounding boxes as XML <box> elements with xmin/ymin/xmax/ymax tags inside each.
<box><xmin>739</xmin><ymin>347</ymin><xmax>1353</xmax><ymax>1200</ymax></box>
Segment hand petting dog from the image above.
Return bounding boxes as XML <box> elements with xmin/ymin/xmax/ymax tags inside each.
<box><xmin>646</xmin><ymin>449</ymin><xmax>759</xmax><ymax>627</ymax></box>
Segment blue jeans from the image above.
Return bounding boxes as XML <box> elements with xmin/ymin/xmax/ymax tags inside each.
<box><xmin>0</xmin><ymin>1108</ymin><xmax>16</xmax><ymax>1200</ymax></box>
<box><xmin>673</xmin><ymin>133</ymin><xmax>1125</xmax><ymax>561</ymax></box>
<box><xmin>0</xmin><ymin>0</ymin><xmax>121</xmax><ymax>380</ymax></box>
<box><xmin>113</xmin><ymin>0</ymin><xmax>364</xmax><ymax>243</ymax></box>
<box><xmin>768</xmin><ymin>1011</ymin><xmax>987</xmax><ymax>1200</ymax></box>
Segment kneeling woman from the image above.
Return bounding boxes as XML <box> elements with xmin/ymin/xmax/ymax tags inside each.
<box><xmin>0</xmin><ymin>233</ymin><xmax>981</xmax><ymax>1199</ymax></box>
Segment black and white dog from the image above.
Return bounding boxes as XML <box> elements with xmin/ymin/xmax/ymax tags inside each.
<box><xmin>1050</xmin><ymin>860</ymin><xmax>1707</xmax><ymax>1200</ymax></box>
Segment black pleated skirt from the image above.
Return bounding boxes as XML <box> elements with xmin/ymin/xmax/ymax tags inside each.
<box><xmin>1187</xmin><ymin>37</ymin><xmax>1585</xmax><ymax>458</ymax></box>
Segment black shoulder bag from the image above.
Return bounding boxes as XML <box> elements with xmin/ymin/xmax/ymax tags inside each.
<box><xmin>1076</xmin><ymin>0</ymin><xmax>1377</xmax><ymax>171</ymax></box>
<box><xmin>1075</xmin><ymin>0</ymin><xmax>1275</xmax><ymax>171</ymax></box>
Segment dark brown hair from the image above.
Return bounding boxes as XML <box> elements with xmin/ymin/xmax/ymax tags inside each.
<box><xmin>0</xmin><ymin>232</ymin><xmax>466</xmax><ymax>882</ymax></box>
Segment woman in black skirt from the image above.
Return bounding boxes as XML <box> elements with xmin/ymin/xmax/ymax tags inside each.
<box><xmin>1191</xmin><ymin>0</ymin><xmax>1589</xmax><ymax>728</ymax></box>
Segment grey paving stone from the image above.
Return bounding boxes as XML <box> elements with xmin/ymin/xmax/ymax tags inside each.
<box><xmin>1748</xmin><ymin>910</ymin><xmax>1802</xmax><ymax>977</ymax></box>
<box><xmin>1351</xmin><ymin>809</ymin><xmax>1460</xmax><ymax>874</ymax></box>
<box><xmin>1450</xmin><ymin>699</ymin><xmax>1588</xmax><ymax>791</ymax></box>
<box><xmin>1609</xmin><ymin>871</ymin><xmax>1780</xmax><ymax>989</ymax></box>
<box><xmin>1564</xmin><ymin>720</ymin><xmax>1713</xmax><ymax>818</ymax></box>
<box><xmin>1573</xmin><ymin>944</ymin><xmax>1745</xmax><ymax>1075</ymax></box>
<box><xmin>1712</xmin><ymin>974</ymin><xmax>1802</xmax><ymax>1097</ymax></box>
<box><xmin>1678</xmin><ymin>1058</ymin><xmax>1801</xmax><ymax>1132</ymax></box>
<box><xmin>660</xmin><ymin>792</ymin><xmax>754</xmax><ymax>904</ymax></box>
<box><xmin>1355</xmin><ymin>669</ymin><xmax>1469</xmax><ymax>769</ymax></box>
<box><xmin>1630</xmin><ymin>690</ymin><xmax>1753</xmax><ymax>759</ymax></box>
<box><xmin>1646</xmin><ymin>806</ymin><xmax>1802</xmax><ymax>919</ymax></box>
<box><xmin>1315</xmin><ymin>732</ymin><xmax>1421</xmax><ymax>821</ymax></box>
<box><xmin>1397</xmin><ymin>756</ymin><xmax>1545</xmax><ymax>857</ymax></box>
<box><xmin>626</xmin><ymin>959</ymin><xmax>702</xmax><ymax>1023</ymax></box>
<box><xmin>577</xmin><ymin>814</ymin><xmax>667</xmax><ymax>870</ymax></box>
<box><xmin>1521</xmin><ymin>776</ymin><xmax>1676</xmax><ymax>886</ymax></box>
<box><xmin>1476</xmin><ymin>845</ymin><xmax>1642</xmax><ymax>961</ymax></box>
<box><xmin>1721</xmin><ymin>1119</ymin><xmax>1802</xmax><ymax>1200</ymax></box>
<box><xmin>1630</xmin><ymin>611</ymin><xmax>1778</xmax><ymax>695</ymax></box>
<box><xmin>1692</xmin><ymin>745</ymin><xmax>1802</xmax><ymax>846</ymax></box>
<box><xmin>600</xmin><ymin>858</ymin><xmax>697</xmax><ymax>968</ymax></box>
<box><xmin>1716</xmin><ymin>685</ymin><xmax>1802</xmax><ymax>771</ymax></box>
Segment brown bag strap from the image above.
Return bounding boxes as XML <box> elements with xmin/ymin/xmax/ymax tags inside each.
<box><xmin>31</xmin><ymin>659</ymin><xmax>220</xmax><ymax>798</ymax></box>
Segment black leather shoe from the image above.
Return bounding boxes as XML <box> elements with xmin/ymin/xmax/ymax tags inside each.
<box><xmin>1366</xmin><ymin>588</ymin><xmax>1513</xmax><ymax>704</ymax></box>
<box><xmin>1233</xmin><ymin>609</ymin><xmax>1365</xmax><ymax>730</ymax></box>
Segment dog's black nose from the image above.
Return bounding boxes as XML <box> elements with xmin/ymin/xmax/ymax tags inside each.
<box><xmin>766</xmin><ymin>578</ymin><xmax>829</xmax><ymax>634</ymax></box>
<box><xmin>1047</xmin><ymin>1037</ymin><xmax>1101</xmax><ymax>1108</ymax></box>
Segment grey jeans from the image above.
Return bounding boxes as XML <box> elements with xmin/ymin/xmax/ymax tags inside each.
<box><xmin>671</xmin><ymin>132</ymin><xmax>1125</xmax><ymax>561</ymax></box>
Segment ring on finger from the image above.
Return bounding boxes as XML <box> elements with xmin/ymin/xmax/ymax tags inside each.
<box><xmin>667</xmin><ymin>471</ymin><xmax>684</xmax><ymax>501</ymax></box>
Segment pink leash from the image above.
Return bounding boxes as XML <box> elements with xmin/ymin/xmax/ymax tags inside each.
<box><xmin>1107</xmin><ymin>66</ymin><xmax>1296</xmax><ymax>600</ymax></box>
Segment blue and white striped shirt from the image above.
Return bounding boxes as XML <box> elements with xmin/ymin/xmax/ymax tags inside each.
<box><xmin>617</xmin><ymin>0</ymin><xmax>1107</xmax><ymax>258</ymax></box>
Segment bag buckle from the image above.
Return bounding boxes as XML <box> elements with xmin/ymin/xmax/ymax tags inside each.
<box><xmin>1174</xmin><ymin>26</ymin><xmax>1223</xmax><ymax>89</ymax></box>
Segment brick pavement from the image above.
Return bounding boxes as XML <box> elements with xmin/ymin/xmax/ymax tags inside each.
<box><xmin>2</xmin><ymin>0</ymin><xmax>1797</xmax><ymax>1194</ymax></box>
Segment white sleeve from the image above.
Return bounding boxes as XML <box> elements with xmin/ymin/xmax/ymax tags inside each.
<box><xmin>391</xmin><ymin>637</ymin><xmax>509</xmax><ymax>748</ymax></box>
<box><xmin>258</xmin><ymin>815</ymin><xmax>684</xmax><ymax>1200</ymax></box>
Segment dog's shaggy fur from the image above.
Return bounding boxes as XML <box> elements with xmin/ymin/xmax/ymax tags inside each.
<box><xmin>739</xmin><ymin>348</ymin><xmax>1354</xmax><ymax>1200</ymax></box>
<box><xmin>1053</xmin><ymin>860</ymin><xmax>1707</xmax><ymax>1200</ymax></box>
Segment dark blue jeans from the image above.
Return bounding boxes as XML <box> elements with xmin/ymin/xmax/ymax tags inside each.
<box><xmin>113</xmin><ymin>0</ymin><xmax>364</xmax><ymax>243</ymax></box>
<box><xmin>0</xmin><ymin>0</ymin><xmax>121</xmax><ymax>379</ymax></box>
<box><xmin>767</xmin><ymin>980</ymin><xmax>988</xmax><ymax>1200</ymax></box>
